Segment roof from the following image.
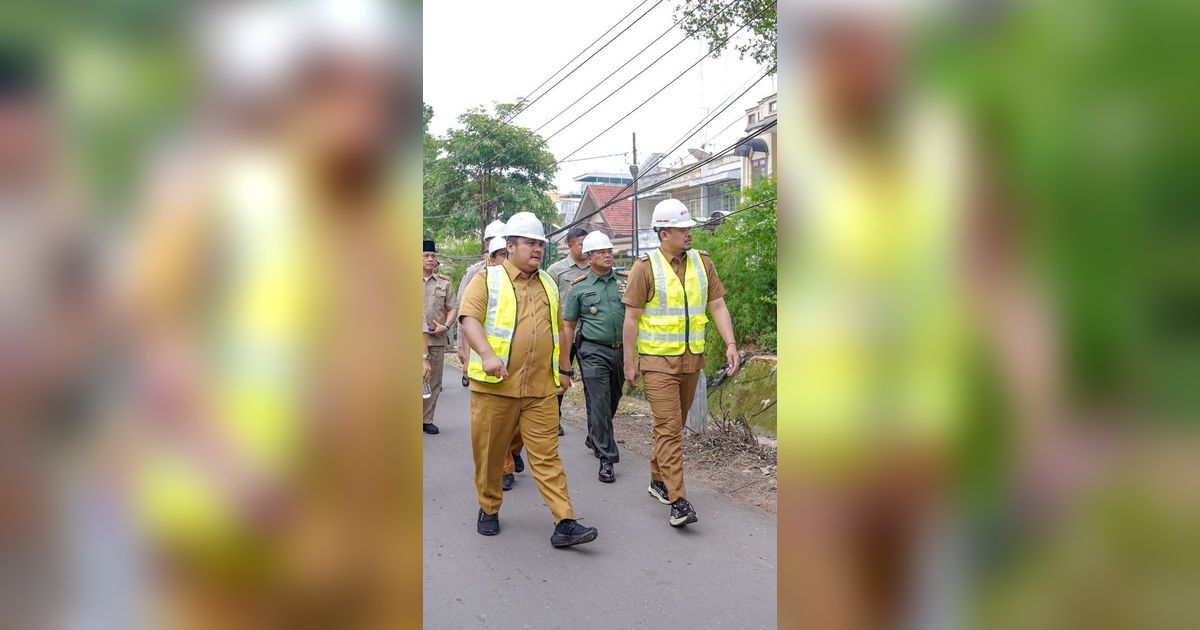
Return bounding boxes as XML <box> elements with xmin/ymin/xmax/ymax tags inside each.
<box><xmin>573</xmin><ymin>171</ymin><xmax>634</xmax><ymax>182</ymax></box>
<box><xmin>580</xmin><ymin>184</ymin><xmax>634</xmax><ymax>237</ymax></box>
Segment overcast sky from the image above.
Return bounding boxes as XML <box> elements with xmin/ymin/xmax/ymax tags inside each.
<box><xmin>423</xmin><ymin>0</ymin><xmax>775</xmax><ymax>193</ymax></box>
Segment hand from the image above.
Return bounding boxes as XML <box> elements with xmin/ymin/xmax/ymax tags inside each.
<box><xmin>433</xmin><ymin>322</ymin><xmax>449</xmax><ymax>335</ymax></box>
<box><xmin>624</xmin><ymin>363</ymin><xmax>638</xmax><ymax>390</ymax></box>
<box><xmin>481</xmin><ymin>353</ymin><xmax>508</xmax><ymax>379</ymax></box>
<box><xmin>423</xmin><ymin>359</ymin><xmax>431</xmax><ymax>383</ymax></box>
<box><xmin>458</xmin><ymin>347</ymin><xmax>468</xmax><ymax>370</ymax></box>
<box><xmin>557</xmin><ymin>376</ymin><xmax>573</xmax><ymax>396</ymax></box>
<box><xmin>725</xmin><ymin>344</ymin><xmax>741</xmax><ymax>376</ymax></box>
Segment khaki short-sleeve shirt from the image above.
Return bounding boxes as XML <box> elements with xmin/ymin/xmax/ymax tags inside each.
<box><xmin>422</xmin><ymin>273</ymin><xmax>457</xmax><ymax>346</ymax></box>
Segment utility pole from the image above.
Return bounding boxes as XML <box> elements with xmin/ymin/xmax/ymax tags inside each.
<box><xmin>630</xmin><ymin>132</ymin><xmax>639</xmax><ymax>258</ymax></box>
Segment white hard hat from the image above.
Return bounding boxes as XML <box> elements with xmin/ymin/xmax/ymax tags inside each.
<box><xmin>488</xmin><ymin>236</ymin><xmax>507</xmax><ymax>256</ymax></box>
<box><xmin>196</xmin><ymin>1</ymin><xmax>303</xmax><ymax>102</ymax></box>
<box><xmin>299</xmin><ymin>0</ymin><xmax>402</xmax><ymax>62</ymax></box>
<box><xmin>501</xmin><ymin>212</ymin><xmax>547</xmax><ymax>242</ymax></box>
<box><xmin>651</xmin><ymin>199</ymin><xmax>697</xmax><ymax>228</ymax></box>
<box><xmin>581</xmin><ymin>231</ymin><xmax>614</xmax><ymax>254</ymax></box>
<box><xmin>484</xmin><ymin>220</ymin><xmax>506</xmax><ymax>240</ymax></box>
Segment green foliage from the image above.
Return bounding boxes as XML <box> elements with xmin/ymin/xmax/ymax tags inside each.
<box><xmin>423</xmin><ymin>102</ymin><xmax>559</xmax><ymax>246</ymax></box>
<box><xmin>693</xmin><ymin>175</ymin><xmax>777</xmax><ymax>374</ymax></box>
<box><xmin>674</xmin><ymin>0</ymin><xmax>777</xmax><ymax>71</ymax></box>
<box><xmin>921</xmin><ymin>0</ymin><xmax>1200</xmax><ymax>416</ymax></box>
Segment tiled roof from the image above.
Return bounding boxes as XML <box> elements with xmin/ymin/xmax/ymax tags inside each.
<box><xmin>583</xmin><ymin>184</ymin><xmax>634</xmax><ymax>235</ymax></box>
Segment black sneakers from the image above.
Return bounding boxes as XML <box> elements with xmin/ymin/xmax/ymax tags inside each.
<box><xmin>461</xmin><ymin>375</ymin><xmax>469</xmax><ymax>387</ymax></box>
<box><xmin>669</xmin><ymin>499</ymin><xmax>698</xmax><ymax>527</ymax></box>
<box><xmin>647</xmin><ymin>480</ymin><xmax>670</xmax><ymax>504</ymax></box>
<box><xmin>512</xmin><ymin>452</ymin><xmax>525</xmax><ymax>473</ymax></box>
<box><xmin>477</xmin><ymin>509</ymin><xmax>499</xmax><ymax>536</ymax></box>
<box><xmin>501</xmin><ymin>473</ymin><xmax>514</xmax><ymax>491</ymax></box>
<box><xmin>550</xmin><ymin>519</ymin><xmax>598</xmax><ymax>548</ymax></box>
<box><xmin>423</xmin><ymin>423</ymin><xmax>440</xmax><ymax>435</ymax></box>
<box><xmin>598</xmin><ymin>459</ymin><xmax>614</xmax><ymax>483</ymax></box>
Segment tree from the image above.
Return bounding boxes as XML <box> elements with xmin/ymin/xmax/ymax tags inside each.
<box><xmin>674</xmin><ymin>0</ymin><xmax>777</xmax><ymax>71</ymax></box>
<box><xmin>693</xmin><ymin>174</ymin><xmax>777</xmax><ymax>372</ymax></box>
<box><xmin>423</xmin><ymin>102</ymin><xmax>559</xmax><ymax>249</ymax></box>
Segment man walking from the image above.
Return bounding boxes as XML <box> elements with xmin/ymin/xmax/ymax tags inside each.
<box><xmin>422</xmin><ymin>239</ymin><xmax>457</xmax><ymax>434</ymax></box>
<box><xmin>459</xmin><ymin>212</ymin><xmax>597</xmax><ymax>547</ymax></box>
<box><xmin>546</xmin><ymin>226</ymin><xmax>590</xmax><ymax>437</ymax></box>
<box><xmin>622</xmin><ymin>199</ymin><xmax>740</xmax><ymax>527</ymax></box>
<box><xmin>561</xmin><ymin>232</ymin><xmax>627</xmax><ymax>482</ymax></box>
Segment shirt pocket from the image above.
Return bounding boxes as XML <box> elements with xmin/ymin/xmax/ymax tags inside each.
<box><xmin>581</xmin><ymin>292</ymin><xmax>603</xmax><ymax>315</ymax></box>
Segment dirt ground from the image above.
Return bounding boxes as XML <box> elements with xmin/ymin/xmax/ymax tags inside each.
<box><xmin>445</xmin><ymin>352</ymin><xmax>777</xmax><ymax>513</ymax></box>
<box><xmin>565</xmin><ymin>388</ymin><xmax>777</xmax><ymax>513</ymax></box>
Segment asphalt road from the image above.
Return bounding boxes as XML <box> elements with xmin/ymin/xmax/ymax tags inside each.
<box><xmin>423</xmin><ymin>363</ymin><xmax>777</xmax><ymax>629</ymax></box>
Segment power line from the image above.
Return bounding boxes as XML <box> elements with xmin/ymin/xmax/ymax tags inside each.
<box><xmin>532</xmin><ymin>0</ymin><xmax>745</xmax><ymax>143</ymax></box>
<box><xmin>605</xmin><ymin>195</ymin><xmax>777</xmax><ymax>234</ymax></box>
<box><xmin>426</xmin><ymin>0</ymin><xmax>664</xmax><ymax>184</ymax></box>
<box><xmin>425</xmin><ymin>0</ymin><xmax>716</xmax><ymax>192</ymax></box>
<box><xmin>543</xmin><ymin>69</ymin><xmax>776</xmax><ymax>236</ymax></box>
<box><xmin>425</xmin><ymin>1</ymin><xmax>773</xmax><ymax>215</ymax></box>
<box><xmin>548</xmin><ymin>118</ymin><xmax>775</xmax><ymax>239</ymax></box>
<box><xmin>509</xmin><ymin>0</ymin><xmax>667</xmax><ymax>124</ymax></box>
<box><xmin>553</xmin><ymin>1</ymin><xmax>775</xmax><ymax>165</ymax></box>
<box><xmin>556</xmin><ymin>151</ymin><xmax>629</xmax><ymax>164</ymax></box>
<box><xmin>427</xmin><ymin>67</ymin><xmax>772</xmax><ymax>226</ymax></box>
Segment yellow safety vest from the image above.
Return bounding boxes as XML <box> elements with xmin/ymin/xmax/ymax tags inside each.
<box><xmin>135</xmin><ymin>149</ymin><xmax>321</xmax><ymax>558</ymax></box>
<box><xmin>783</xmin><ymin>97</ymin><xmax>968</xmax><ymax>472</ymax></box>
<box><xmin>467</xmin><ymin>266</ymin><xmax>561</xmax><ymax>387</ymax></box>
<box><xmin>637</xmin><ymin>248</ymin><xmax>709</xmax><ymax>356</ymax></box>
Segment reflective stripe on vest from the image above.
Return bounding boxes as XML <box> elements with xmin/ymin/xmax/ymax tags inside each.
<box><xmin>637</xmin><ymin>248</ymin><xmax>708</xmax><ymax>356</ymax></box>
<box><xmin>468</xmin><ymin>266</ymin><xmax>561</xmax><ymax>386</ymax></box>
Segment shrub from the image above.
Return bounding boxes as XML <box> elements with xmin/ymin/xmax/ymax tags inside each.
<box><xmin>692</xmin><ymin>175</ymin><xmax>777</xmax><ymax>374</ymax></box>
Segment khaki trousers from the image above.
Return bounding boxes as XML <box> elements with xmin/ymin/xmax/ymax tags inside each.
<box><xmin>642</xmin><ymin>370</ymin><xmax>701</xmax><ymax>501</ymax></box>
<box><xmin>471</xmin><ymin>391</ymin><xmax>573</xmax><ymax>522</ymax></box>
<box><xmin>422</xmin><ymin>345</ymin><xmax>445</xmax><ymax>424</ymax></box>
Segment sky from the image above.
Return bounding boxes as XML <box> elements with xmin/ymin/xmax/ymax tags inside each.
<box><xmin>423</xmin><ymin>0</ymin><xmax>776</xmax><ymax>194</ymax></box>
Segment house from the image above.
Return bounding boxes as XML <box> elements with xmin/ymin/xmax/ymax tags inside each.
<box><xmin>736</xmin><ymin>92</ymin><xmax>777</xmax><ymax>187</ymax></box>
<box><xmin>566</xmin><ymin>184</ymin><xmax>635</xmax><ymax>253</ymax></box>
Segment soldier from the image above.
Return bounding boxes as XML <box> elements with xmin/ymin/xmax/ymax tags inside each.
<box><xmin>561</xmin><ymin>232</ymin><xmax>627</xmax><ymax>483</ymax></box>
<box><xmin>422</xmin><ymin>239</ymin><xmax>457</xmax><ymax>434</ymax></box>
<box><xmin>459</xmin><ymin>212</ymin><xmax>597</xmax><ymax>547</ymax></box>
<box><xmin>546</xmin><ymin>226</ymin><xmax>591</xmax><ymax>437</ymax></box>
<box><xmin>621</xmin><ymin>199</ymin><xmax>741</xmax><ymax>527</ymax></box>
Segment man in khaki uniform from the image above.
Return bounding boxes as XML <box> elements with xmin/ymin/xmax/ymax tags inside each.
<box><xmin>459</xmin><ymin>212</ymin><xmax>597</xmax><ymax>547</ymax></box>
<box><xmin>422</xmin><ymin>239</ymin><xmax>457</xmax><ymax>434</ymax></box>
<box><xmin>622</xmin><ymin>199</ymin><xmax>741</xmax><ymax>527</ymax></box>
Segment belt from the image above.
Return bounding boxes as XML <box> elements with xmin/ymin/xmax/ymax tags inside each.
<box><xmin>582</xmin><ymin>338</ymin><xmax>622</xmax><ymax>349</ymax></box>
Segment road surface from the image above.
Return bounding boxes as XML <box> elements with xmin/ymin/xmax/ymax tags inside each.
<box><xmin>423</xmin><ymin>363</ymin><xmax>777</xmax><ymax>629</ymax></box>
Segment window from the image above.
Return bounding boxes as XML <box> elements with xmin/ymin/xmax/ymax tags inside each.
<box><xmin>768</xmin><ymin>100</ymin><xmax>777</xmax><ymax>113</ymax></box>
<box><xmin>748</xmin><ymin>113</ymin><xmax>757</xmax><ymax>124</ymax></box>
<box><xmin>752</xmin><ymin>156</ymin><xmax>768</xmax><ymax>182</ymax></box>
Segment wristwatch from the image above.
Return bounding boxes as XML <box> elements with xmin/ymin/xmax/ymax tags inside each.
<box><xmin>559</xmin><ymin>368</ymin><xmax>575</xmax><ymax>377</ymax></box>
<box><xmin>422</xmin><ymin>353</ymin><xmax>431</xmax><ymax>360</ymax></box>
